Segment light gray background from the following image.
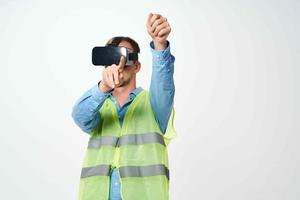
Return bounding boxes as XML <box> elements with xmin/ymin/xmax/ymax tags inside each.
<box><xmin>0</xmin><ymin>0</ymin><xmax>299</xmax><ymax>199</ymax></box>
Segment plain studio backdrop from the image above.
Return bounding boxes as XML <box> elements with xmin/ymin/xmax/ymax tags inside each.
<box><xmin>0</xmin><ymin>0</ymin><xmax>299</xmax><ymax>199</ymax></box>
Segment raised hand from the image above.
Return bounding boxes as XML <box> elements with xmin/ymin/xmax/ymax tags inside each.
<box><xmin>146</xmin><ymin>13</ymin><xmax>171</xmax><ymax>50</ymax></box>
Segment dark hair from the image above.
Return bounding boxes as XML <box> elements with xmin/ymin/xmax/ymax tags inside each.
<box><xmin>105</xmin><ymin>36</ymin><xmax>140</xmax><ymax>54</ymax></box>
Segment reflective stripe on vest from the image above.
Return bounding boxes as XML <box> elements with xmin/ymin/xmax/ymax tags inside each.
<box><xmin>81</xmin><ymin>164</ymin><xmax>111</xmax><ymax>178</ymax></box>
<box><xmin>87</xmin><ymin>132</ymin><xmax>166</xmax><ymax>148</ymax></box>
<box><xmin>120</xmin><ymin>164</ymin><xmax>169</xmax><ymax>180</ymax></box>
<box><xmin>88</xmin><ymin>135</ymin><xmax>118</xmax><ymax>148</ymax></box>
<box><xmin>81</xmin><ymin>164</ymin><xmax>169</xmax><ymax>180</ymax></box>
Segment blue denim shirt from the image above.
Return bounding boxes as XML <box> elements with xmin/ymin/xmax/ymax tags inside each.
<box><xmin>72</xmin><ymin>40</ymin><xmax>175</xmax><ymax>200</ymax></box>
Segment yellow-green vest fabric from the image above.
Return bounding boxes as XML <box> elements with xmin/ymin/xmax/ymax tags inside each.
<box><xmin>78</xmin><ymin>89</ymin><xmax>177</xmax><ymax>200</ymax></box>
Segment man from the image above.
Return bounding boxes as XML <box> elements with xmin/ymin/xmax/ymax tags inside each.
<box><xmin>72</xmin><ymin>13</ymin><xmax>177</xmax><ymax>200</ymax></box>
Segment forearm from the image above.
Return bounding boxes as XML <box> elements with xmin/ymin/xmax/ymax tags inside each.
<box><xmin>71</xmin><ymin>81</ymin><xmax>110</xmax><ymax>133</ymax></box>
<box><xmin>149</xmin><ymin>40</ymin><xmax>175</xmax><ymax>134</ymax></box>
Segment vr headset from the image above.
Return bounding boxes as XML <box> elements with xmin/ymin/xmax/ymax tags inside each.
<box><xmin>92</xmin><ymin>44</ymin><xmax>139</xmax><ymax>66</ymax></box>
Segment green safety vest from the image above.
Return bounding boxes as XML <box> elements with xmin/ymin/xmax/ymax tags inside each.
<box><xmin>78</xmin><ymin>89</ymin><xmax>177</xmax><ymax>200</ymax></box>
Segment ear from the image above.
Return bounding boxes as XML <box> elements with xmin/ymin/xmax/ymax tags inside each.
<box><xmin>134</xmin><ymin>61</ymin><xmax>141</xmax><ymax>73</ymax></box>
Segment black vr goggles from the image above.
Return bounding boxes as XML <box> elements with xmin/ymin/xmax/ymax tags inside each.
<box><xmin>92</xmin><ymin>44</ymin><xmax>139</xmax><ymax>66</ymax></box>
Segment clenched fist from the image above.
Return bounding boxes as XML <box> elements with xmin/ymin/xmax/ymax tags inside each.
<box><xmin>146</xmin><ymin>13</ymin><xmax>171</xmax><ymax>50</ymax></box>
<box><xmin>99</xmin><ymin>56</ymin><xmax>126</xmax><ymax>93</ymax></box>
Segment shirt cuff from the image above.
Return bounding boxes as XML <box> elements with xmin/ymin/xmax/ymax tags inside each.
<box><xmin>150</xmin><ymin>40</ymin><xmax>171</xmax><ymax>62</ymax></box>
<box><xmin>91</xmin><ymin>81</ymin><xmax>111</xmax><ymax>102</ymax></box>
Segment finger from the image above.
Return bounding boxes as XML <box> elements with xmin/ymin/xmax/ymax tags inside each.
<box><xmin>150</xmin><ymin>17</ymin><xmax>165</xmax><ymax>33</ymax></box>
<box><xmin>118</xmin><ymin>56</ymin><xmax>126</xmax><ymax>70</ymax></box>
<box><xmin>150</xmin><ymin>17</ymin><xmax>164</xmax><ymax>28</ymax></box>
<box><xmin>151</xmin><ymin>17</ymin><xmax>166</xmax><ymax>28</ymax></box>
<box><xmin>112</xmin><ymin>68</ymin><xmax>119</xmax><ymax>85</ymax></box>
<box><xmin>153</xmin><ymin>22</ymin><xmax>169</xmax><ymax>36</ymax></box>
<box><xmin>107</xmin><ymin>69</ymin><xmax>115</xmax><ymax>88</ymax></box>
<box><xmin>153</xmin><ymin>22</ymin><xmax>169</xmax><ymax>35</ymax></box>
<box><xmin>147</xmin><ymin>13</ymin><xmax>153</xmax><ymax>25</ymax></box>
<box><xmin>102</xmin><ymin>70</ymin><xmax>107</xmax><ymax>85</ymax></box>
<box><xmin>158</xmin><ymin>26</ymin><xmax>171</xmax><ymax>37</ymax></box>
<box><xmin>150</xmin><ymin>14</ymin><xmax>162</xmax><ymax>27</ymax></box>
<box><xmin>103</xmin><ymin>70</ymin><xmax>111</xmax><ymax>88</ymax></box>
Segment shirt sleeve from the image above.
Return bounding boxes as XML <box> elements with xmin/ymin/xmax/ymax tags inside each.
<box><xmin>71</xmin><ymin>81</ymin><xmax>111</xmax><ymax>134</ymax></box>
<box><xmin>149</xmin><ymin>40</ymin><xmax>176</xmax><ymax>134</ymax></box>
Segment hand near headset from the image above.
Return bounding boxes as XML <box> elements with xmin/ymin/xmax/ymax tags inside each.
<box><xmin>99</xmin><ymin>56</ymin><xmax>126</xmax><ymax>93</ymax></box>
<box><xmin>146</xmin><ymin>13</ymin><xmax>171</xmax><ymax>50</ymax></box>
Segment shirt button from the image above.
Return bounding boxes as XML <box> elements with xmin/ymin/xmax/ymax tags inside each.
<box><xmin>115</xmin><ymin>182</ymin><xmax>118</xmax><ymax>185</ymax></box>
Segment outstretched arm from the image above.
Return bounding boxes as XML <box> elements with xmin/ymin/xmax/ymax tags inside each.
<box><xmin>146</xmin><ymin>13</ymin><xmax>175</xmax><ymax>134</ymax></box>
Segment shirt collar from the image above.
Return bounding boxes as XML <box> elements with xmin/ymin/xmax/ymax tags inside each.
<box><xmin>130</xmin><ymin>86</ymin><xmax>143</xmax><ymax>97</ymax></box>
<box><xmin>108</xmin><ymin>86</ymin><xmax>144</xmax><ymax>99</ymax></box>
